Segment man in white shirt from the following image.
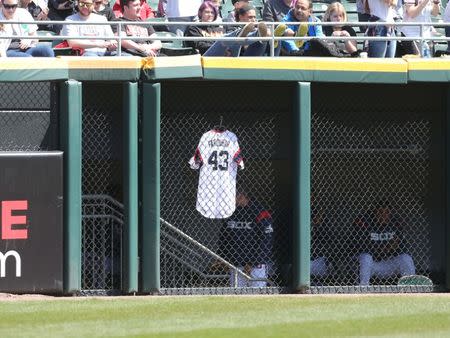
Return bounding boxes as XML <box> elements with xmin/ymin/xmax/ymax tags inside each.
<box><xmin>61</xmin><ymin>0</ymin><xmax>119</xmax><ymax>56</ymax></box>
<box><xmin>161</xmin><ymin>0</ymin><xmax>202</xmax><ymax>35</ymax></box>
<box><xmin>0</xmin><ymin>0</ymin><xmax>54</xmax><ymax>57</ymax></box>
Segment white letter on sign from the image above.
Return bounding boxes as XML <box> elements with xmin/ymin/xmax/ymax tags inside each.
<box><xmin>0</xmin><ymin>250</ymin><xmax>21</xmax><ymax>277</ymax></box>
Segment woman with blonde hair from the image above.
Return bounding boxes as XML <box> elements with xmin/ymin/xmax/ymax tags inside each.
<box><xmin>322</xmin><ymin>2</ymin><xmax>357</xmax><ymax>54</ymax></box>
<box><xmin>366</xmin><ymin>0</ymin><xmax>398</xmax><ymax>57</ymax></box>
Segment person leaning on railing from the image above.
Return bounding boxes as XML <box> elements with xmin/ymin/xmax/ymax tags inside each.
<box><xmin>61</xmin><ymin>0</ymin><xmax>119</xmax><ymax>56</ymax></box>
<box><xmin>0</xmin><ymin>0</ymin><xmax>54</xmax><ymax>56</ymax></box>
<box><xmin>112</xmin><ymin>0</ymin><xmax>162</xmax><ymax>56</ymax></box>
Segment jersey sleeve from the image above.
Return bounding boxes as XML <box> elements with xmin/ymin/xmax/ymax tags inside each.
<box><xmin>231</xmin><ymin>134</ymin><xmax>244</xmax><ymax>169</ymax></box>
<box><xmin>188</xmin><ymin>134</ymin><xmax>206</xmax><ymax>170</ymax></box>
<box><xmin>188</xmin><ymin>147</ymin><xmax>203</xmax><ymax>170</ymax></box>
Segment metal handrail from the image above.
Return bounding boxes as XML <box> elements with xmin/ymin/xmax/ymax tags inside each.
<box><xmin>0</xmin><ymin>19</ymin><xmax>448</xmax><ymax>57</ymax></box>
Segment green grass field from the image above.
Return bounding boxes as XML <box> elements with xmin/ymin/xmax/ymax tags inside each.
<box><xmin>1</xmin><ymin>294</ymin><xmax>450</xmax><ymax>337</ymax></box>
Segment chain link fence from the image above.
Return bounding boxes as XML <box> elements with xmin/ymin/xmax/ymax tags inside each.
<box><xmin>310</xmin><ymin>83</ymin><xmax>445</xmax><ymax>293</ymax></box>
<box><xmin>81</xmin><ymin>82</ymin><xmax>123</xmax><ymax>294</ymax></box>
<box><xmin>159</xmin><ymin>81</ymin><xmax>294</xmax><ymax>294</ymax></box>
<box><xmin>0</xmin><ymin>82</ymin><xmax>58</xmax><ymax>151</ymax></box>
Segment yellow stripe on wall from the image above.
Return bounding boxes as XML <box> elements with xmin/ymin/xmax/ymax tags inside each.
<box><xmin>406</xmin><ymin>59</ymin><xmax>450</xmax><ymax>71</ymax></box>
<box><xmin>0</xmin><ymin>58</ymin><xmax>68</xmax><ymax>70</ymax></box>
<box><xmin>202</xmin><ymin>57</ymin><xmax>408</xmax><ymax>73</ymax></box>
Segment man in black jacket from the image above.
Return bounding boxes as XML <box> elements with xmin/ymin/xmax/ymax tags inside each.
<box><xmin>353</xmin><ymin>201</ymin><xmax>416</xmax><ymax>286</ymax></box>
<box><xmin>218</xmin><ymin>191</ymin><xmax>274</xmax><ymax>287</ymax></box>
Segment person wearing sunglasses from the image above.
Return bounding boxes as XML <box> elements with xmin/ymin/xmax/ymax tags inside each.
<box><xmin>0</xmin><ymin>0</ymin><xmax>54</xmax><ymax>56</ymax></box>
<box><xmin>61</xmin><ymin>0</ymin><xmax>121</xmax><ymax>56</ymax></box>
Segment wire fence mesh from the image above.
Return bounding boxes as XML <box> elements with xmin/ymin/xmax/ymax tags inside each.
<box><xmin>159</xmin><ymin>81</ymin><xmax>294</xmax><ymax>294</ymax></box>
<box><xmin>310</xmin><ymin>83</ymin><xmax>445</xmax><ymax>293</ymax></box>
<box><xmin>81</xmin><ymin>83</ymin><xmax>123</xmax><ymax>294</ymax></box>
<box><xmin>0</xmin><ymin>82</ymin><xmax>57</xmax><ymax>151</ymax></box>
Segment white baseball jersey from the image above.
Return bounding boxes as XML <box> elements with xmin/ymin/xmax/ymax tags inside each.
<box><xmin>189</xmin><ymin>129</ymin><xmax>244</xmax><ymax>219</ymax></box>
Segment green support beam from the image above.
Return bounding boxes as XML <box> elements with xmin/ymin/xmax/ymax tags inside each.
<box><xmin>60</xmin><ymin>80</ymin><xmax>82</xmax><ymax>294</ymax></box>
<box><xmin>123</xmin><ymin>82</ymin><xmax>139</xmax><ymax>293</ymax></box>
<box><xmin>293</xmin><ymin>82</ymin><xmax>311</xmax><ymax>293</ymax></box>
<box><xmin>141</xmin><ymin>82</ymin><xmax>161</xmax><ymax>293</ymax></box>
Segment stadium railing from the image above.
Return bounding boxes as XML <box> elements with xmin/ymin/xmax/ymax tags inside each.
<box><xmin>1</xmin><ymin>19</ymin><xmax>450</xmax><ymax>57</ymax></box>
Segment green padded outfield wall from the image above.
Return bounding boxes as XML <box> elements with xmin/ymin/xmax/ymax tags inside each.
<box><xmin>0</xmin><ymin>56</ymin><xmax>448</xmax><ymax>294</ymax></box>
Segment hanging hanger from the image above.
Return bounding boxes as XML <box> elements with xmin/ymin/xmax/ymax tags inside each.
<box><xmin>213</xmin><ymin>116</ymin><xmax>226</xmax><ymax>132</ymax></box>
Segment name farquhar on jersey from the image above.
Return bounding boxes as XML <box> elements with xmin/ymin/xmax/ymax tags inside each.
<box><xmin>208</xmin><ymin>139</ymin><xmax>230</xmax><ymax>147</ymax></box>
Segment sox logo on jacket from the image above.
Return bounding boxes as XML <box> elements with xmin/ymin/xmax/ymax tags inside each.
<box><xmin>189</xmin><ymin>129</ymin><xmax>244</xmax><ymax>219</ymax></box>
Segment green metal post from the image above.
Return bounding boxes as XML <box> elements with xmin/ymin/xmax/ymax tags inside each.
<box><xmin>293</xmin><ymin>82</ymin><xmax>311</xmax><ymax>293</ymax></box>
<box><xmin>123</xmin><ymin>82</ymin><xmax>139</xmax><ymax>293</ymax></box>
<box><xmin>141</xmin><ymin>82</ymin><xmax>160</xmax><ymax>293</ymax></box>
<box><xmin>60</xmin><ymin>80</ymin><xmax>82</xmax><ymax>294</ymax></box>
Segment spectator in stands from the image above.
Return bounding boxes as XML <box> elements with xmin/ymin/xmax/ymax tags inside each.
<box><xmin>400</xmin><ymin>0</ymin><xmax>440</xmax><ymax>57</ymax></box>
<box><xmin>94</xmin><ymin>0</ymin><xmax>115</xmax><ymax>21</ymax></box>
<box><xmin>262</xmin><ymin>0</ymin><xmax>291</xmax><ymax>22</ymax></box>
<box><xmin>113</xmin><ymin>0</ymin><xmax>161</xmax><ymax>56</ymax></box>
<box><xmin>48</xmin><ymin>0</ymin><xmax>76</xmax><ymax>33</ymax></box>
<box><xmin>356</xmin><ymin>0</ymin><xmax>370</xmax><ymax>32</ymax></box>
<box><xmin>162</xmin><ymin>0</ymin><xmax>203</xmax><ymax>36</ymax></box>
<box><xmin>191</xmin><ymin>0</ymin><xmax>222</xmax><ymax>22</ymax></box>
<box><xmin>0</xmin><ymin>0</ymin><xmax>54</xmax><ymax>56</ymax></box>
<box><xmin>352</xmin><ymin>200</ymin><xmax>415</xmax><ymax>286</ymax></box>
<box><xmin>157</xmin><ymin>0</ymin><xmax>166</xmax><ymax>17</ymax></box>
<box><xmin>19</xmin><ymin>0</ymin><xmax>51</xmax><ymax>31</ymax></box>
<box><xmin>61</xmin><ymin>0</ymin><xmax>119</xmax><ymax>56</ymax></box>
<box><xmin>366</xmin><ymin>0</ymin><xmax>398</xmax><ymax>57</ymax></box>
<box><xmin>184</xmin><ymin>1</ymin><xmax>224</xmax><ymax>55</ymax></box>
<box><xmin>203</xmin><ymin>4</ymin><xmax>270</xmax><ymax>57</ymax></box>
<box><xmin>224</xmin><ymin>0</ymin><xmax>250</xmax><ymax>22</ymax></box>
<box><xmin>322</xmin><ymin>2</ymin><xmax>357</xmax><ymax>55</ymax></box>
<box><xmin>444</xmin><ymin>1</ymin><xmax>450</xmax><ymax>52</ymax></box>
<box><xmin>274</xmin><ymin>0</ymin><xmax>324</xmax><ymax>56</ymax></box>
<box><xmin>204</xmin><ymin>0</ymin><xmax>223</xmax><ymax>22</ymax></box>
<box><xmin>0</xmin><ymin>22</ymin><xmax>12</xmax><ymax>57</ymax></box>
<box><xmin>113</xmin><ymin>0</ymin><xmax>154</xmax><ymax>20</ymax></box>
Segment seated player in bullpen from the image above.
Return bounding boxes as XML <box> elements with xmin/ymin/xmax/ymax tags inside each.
<box><xmin>353</xmin><ymin>201</ymin><xmax>416</xmax><ymax>286</ymax></box>
<box><xmin>218</xmin><ymin>190</ymin><xmax>274</xmax><ymax>287</ymax></box>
